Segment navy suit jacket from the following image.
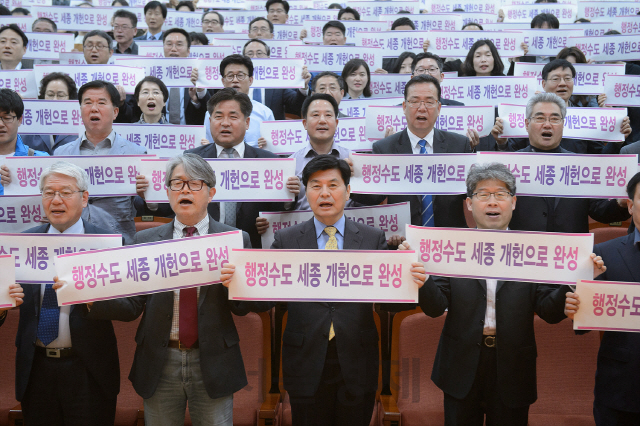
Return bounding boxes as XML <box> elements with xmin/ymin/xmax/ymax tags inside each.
<box><xmin>265</xmin><ymin>88</ymin><xmax>307</xmax><ymax>120</ymax></box>
<box><xmin>20</xmin><ymin>134</ymin><xmax>76</xmax><ymax>156</ymax></box>
<box><xmin>16</xmin><ymin>221</ymin><xmax>121</xmax><ymax>401</ymax></box>
<box><xmin>592</xmin><ymin>232</ymin><xmax>640</xmax><ymax>413</ymax></box>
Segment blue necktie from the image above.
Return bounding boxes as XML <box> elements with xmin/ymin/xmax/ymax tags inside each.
<box><xmin>149</xmin><ymin>34</ymin><xmax>155</xmax><ymax>40</ymax></box>
<box><xmin>37</xmin><ymin>284</ymin><xmax>59</xmax><ymax>346</ymax></box>
<box><xmin>418</xmin><ymin>139</ymin><xmax>434</xmax><ymax>227</ymax></box>
<box><xmin>253</xmin><ymin>89</ymin><xmax>262</xmax><ymax>103</ymax></box>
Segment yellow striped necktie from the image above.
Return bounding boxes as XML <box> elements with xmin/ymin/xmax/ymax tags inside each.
<box><xmin>325</xmin><ymin>226</ymin><xmax>338</xmax><ymax>340</ymax></box>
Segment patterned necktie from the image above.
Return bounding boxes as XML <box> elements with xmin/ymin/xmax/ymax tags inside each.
<box><xmin>169</xmin><ymin>88</ymin><xmax>181</xmax><ymax>124</ymax></box>
<box><xmin>324</xmin><ymin>226</ymin><xmax>338</xmax><ymax>340</ymax></box>
<box><xmin>179</xmin><ymin>226</ymin><xmax>198</xmax><ymax>348</ymax></box>
<box><xmin>222</xmin><ymin>148</ymin><xmax>237</xmax><ymax>227</ymax></box>
<box><xmin>37</xmin><ymin>284</ymin><xmax>59</xmax><ymax>346</ymax></box>
<box><xmin>418</xmin><ymin>139</ymin><xmax>434</xmax><ymax>227</ymax></box>
<box><xmin>149</xmin><ymin>34</ymin><xmax>155</xmax><ymax>40</ymax></box>
<box><xmin>253</xmin><ymin>88</ymin><xmax>262</xmax><ymax>103</ymax></box>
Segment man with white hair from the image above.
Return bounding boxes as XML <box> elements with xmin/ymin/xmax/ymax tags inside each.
<box><xmin>16</xmin><ymin>161</ymin><xmax>122</xmax><ymax>426</ymax></box>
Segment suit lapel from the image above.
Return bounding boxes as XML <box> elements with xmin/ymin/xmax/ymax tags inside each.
<box><xmin>618</xmin><ymin>234</ymin><xmax>640</xmax><ymax>283</ymax></box>
<box><xmin>300</xmin><ymin>218</ymin><xmax>318</xmax><ymax>249</ymax></box>
<box><xmin>343</xmin><ymin>219</ymin><xmax>363</xmax><ymax>250</ymax></box>
<box><xmin>243</xmin><ymin>143</ymin><xmax>257</xmax><ymax>158</ymax></box>
<box><xmin>433</xmin><ymin>128</ymin><xmax>447</xmax><ymax>154</ymax></box>
<box><xmin>477</xmin><ymin>279</ymin><xmax>487</xmax><ymax>292</ymax></box>
<box><xmin>496</xmin><ymin>280</ymin><xmax>505</xmax><ymax>294</ymax></box>
<box><xmin>396</xmin><ymin>129</ymin><xmax>413</xmax><ymax>154</ymax></box>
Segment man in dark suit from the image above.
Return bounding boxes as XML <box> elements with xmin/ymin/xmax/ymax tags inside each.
<box><xmin>20</xmin><ymin>134</ymin><xmax>76</xmax><ymax>155</ymax></box>
<box><xmin>401</xmin><ymin>162</ymin><xmax>604</xmax><ymax>425</ymax></box>
<box><xmin>84</xmin><ymin>153</ymin><xmax>270</xmax><ymax>425</ymax></box>
<box><xmin>18</xmin><ymin>161</ymin><xmax>122</xmax><ymax>425</ymax></box>
<box><xmin>0</xmin><ymin>24</ymin><xmax>33</xmax><ymax>70</ymax></box>
<box><xmin>565</xmin><ymin>171</ymin><xmax>640</xmax><ymax>426</ymax></box>
<box><xmin>185</xmin><ymin>88</ymin><xmax>300</xmax><ymax>248</ymax></box>
<box><xmin>492</xmin><ymin>92</ymin><xmax>630</xmax><ymax>233</ymax></box>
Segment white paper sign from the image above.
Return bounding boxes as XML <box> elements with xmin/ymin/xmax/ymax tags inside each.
<box><xmin>427</xmin><ymin>0</ymin><xmax>498</xmax><ymax>14</ymax></box>
<box><xmin>2</xmin><ymin>233</ymin><xmax>122</xmax><ymax>284</ymax></box>
<box><xmin>195</xmin><ymin>58</ymin><xmax>305</xmax><ymax>89</ymax></box>
<box><xmin>497</xmin><ymin>104</ymin><xmax>628</xmax><ymax>142</ymax></box>
<box><xmin>578</xmin><ymin>2</ymin><xmax>640</xmax><ymax>20</ymax></box>
<box><xmin>275</xmin><ymin>9</ymin><xmax>339</xmax><ymax>26</ymax></box>
<box><xmin>21</xmin><ymin>100</ymin><xmax>82</xmax><ymax>135</ymax></box>
<box><xmin>377</xmin><ymin>13</ymin><xmax>463</xmax><ymax>32</ymax></box>
<box><xmin>137</xmin><ymin>44</ymin><xmax>235</xmax><ymax>60</ymax></box>
<box><xmin>32</xmin><ymin>6</ymin><xmax>114</xmax><ymax>31</ymax></box>
<box><xmin>0</xmin><ymin>16</ymin><xmax>35</xmax><ymax>33</ymax></box>
<box><xmin>513</xmin><ymin>62</ymin><xmax>626</xmax><ymax>95</ymax></box>
<box><xmin>574</xmin><ymin>279</ymin><xmax>640</xmax><ymax>333</ymax></box>
<box><xmin>0</xmin><ymin>195</ymin><xmax>44</xmax><ymax>233</ymax></box>
<box><xmin>259</xmin><ymin>202</ymin><xmax>411</xmax><ymax>249</ymax></box>
<box><xmin>405</xmin><ymin>225</ymin><xmax>593</xmax><ymax>285</ymax></box>
<box><xmin>0</xmin><ymin>256</ymin><xmax>16</xmax><ymax>309</ymax></box>
<box><xmin>34</xmin><ymin>64</ymin><xmax>144</xmax><ymax>94</ymax></box>
<box><xmin>350</xmin><ymin>153</ymin><xmax>476</xmax><ymax>195</ymax></box>
<box><xmin>217</xmin><ymin>10</ymin><xmax>266</xmax><ymax>33</ymax></box>
<box><xmin>0</xmin><ymin>70</ymin><xmax>38</xmax><ymax>99</ymax></box>
<box><xmin>260</xmin><ymin>117</ymin><xmax>368</xmax><ymax>155</ymax></box>
<box><xmin>113</xmin><ymin>124</ymin><xmax>206</xmax><ymax>158</ymax></box>
<box><xmin>23</xmin><ymin>32</ymin><xmax>74</xmax><ymax>60</ymax></box>
<box><xmin>613</xmin><ymin>14</ymin><xmax>640</xmax><ymax>35</ymax></box>
<box><xmin>603</xmin><ymin>74</ymin><xmax>640</xmax><ymax>107</ymax></box>
<box><xmin>521</xmin><ymin>29</ymin><xmax>584</xmax><ymax>56</ymax></box>
<box><xmin>273</xmin><ymin>24</ymin><xmax>304</xmax><ymax>41</ymax></box>
<box><xmin>338</xmin><ymin>97</ymin><xmax>404</xmax><ymax>118</ymax></box>
<box><xmin>559</xmin><ymin>22</ymin><xmax>618</xmax><ymax>37</ymax></box>
<box><xmin>440</xmin><ymin>76</ymin><xmax>537</xmax><ymax>107</ymax></box>
<box><xmin>55</xmin><ymin>231</ymin><xmax>243</xmax><ymax>305</ymax></box>
<box><xmin>3</xmin><ymin>155</ymin><xmax>148</xmax><ymax>196</ymax></box>
<box><xmin>476</xmin><ymin>151</ymin><xmax>637</xmax><ymax>198</ymax></box>
<box><xmin>162</xmin><ymin>10</ymin><xmax>202</xmax><ymax>32</ymax></box>
<box><xmin>210</xmin><ymin>38</ymin><xmax>299</xmax><ymax>58</ymax></box>
<box><xmin>113</xmin><ymin>57</ymin><xmax>196</xmax><ymax>88</ymax></box>
<box><xmin>287</xmin><ymin>45</ymin><xmax>383</xmax><ymax>72</ymax></box>
<box><xmin>138</xmin><ymin>158</ymin><xmax>297</xmax><ymax>203</ymax></box>
<box><xmin>303</xmin><ymin>20</ymin><xmax>389</xmax><ymax>43</ymax></box>
<box><xmin>228</xmin><ymin>248</ymin><xmax>418</xmax><ymax>302</ymax></box>
<box><xmin>58</xmin><ymin>52</ymin><xmax>116</xmax><ymax>65</ymax></box>
<box><xmin>501</xmin><ymin>4</ymin><xmax>578</xmax><ymax>23</ymax></box>
<box><xmin>569</xmin><ymin>35</ymin><xmax>640</xmax><ymax>62</ymax></box>
<box><xmin>197</xmin><ymin>0</ymin><xmax>245</xmax><ymax>8</ymax></box>
<box><xmin>245</xmin><ymin>0</ymin><xmax>312</xmax><ymax>9</ymax></box>
<box><xmin>369</xmin><ymin>74</ymin><xmax>410</xmax><ymax>98</ymax></box>
<box><xmin>348</xmin><ymin>1</ymin><xmax>421</xmax><ymax>17</ymax></box>
<box><xmin>420</xmin><ymin>30</ymin><xmax>526</xmax><ymax>58</ymax></box>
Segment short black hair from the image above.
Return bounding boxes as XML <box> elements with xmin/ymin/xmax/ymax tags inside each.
<box><xmin>144</xmin><ymin>0</ymin><xmax>167</xmax><ymax>18</ymax></box>
<box><xmin>338</xmin><ymin>7</ymin><xmax>360</xmax><ymax>20</ymax></box>
<box><xmin>83</xmin><ymin>30</ymin><xmax>113</xmax><ymax>48</ymax></box>
<box><xmin>189</xmin><ymin>32</ymin><xmax>209</xmax><ymax>45</ymax></box>
<box><xmin>0</xmin><ymin>5</ymin><xmax>9</xmax><ymax>15</ymax></box>
<box><xmin>461</xmin><ymin>22</ymin><xmax>483</xmax><ymax>30</ymax></box>
<box><xmin>112</xmin><ymin>0</ymin><xmax>129</xmax><ymax>5</ymax></box>
<box><xmin>113</xmin><ymin>9</ymin><xmax>137</xmax><ymax>27</ymax></box>
<box><xmin>38</xmin><ymin>72</ymin><xmax>78</xmax><ymax>100</ymax></box>
<box><xmin>556</xmin><ymin>46</ymin><xmax>587</xmax><ymax>63</ymax></box>
<box><xmin>163</xmin><ymin>28</ymin><xmax>191</xmax><ymax>49</ymax></box>
<box><xmin>0</xmin><ymin>88</ymin><xmax>24</xmax><ymax>119</ymax></box>
<box><xmin>392</xmin><ymin>17</ymin><xmax>415</xmax><ymax>30</ymax></box>
<box><xmin>531</xmin><ymin>13</ymin><xmax>559</xmax><ymax>29</ymax></box>
<box><xmin>342</xmin><ymin>58</ymin><xmax>371</xmax><ymax>97</ymax></box>
<box><xmin>412</xmin><ymin>52</ymin><xmax>443</xmax><ymax>73</ymax></box>
<box><xmin>243</xmin><ymin>39</ymin><xmax>270</xmax><ymax>56</ymax></box>
<box><xmin>461</xmin><ymin>39</ymin><xmax>504</xmax><ymax>76</ymax></box>
<box><xmin>0</xmin><ymin>24</ymin><xmax>28</xmax><ymax>47</ymax></box>
<box><xmin>574</xmin><ymin>17</ymin><xmax>590</xmax><ymax>23</ymax></box>
<box><xmin>323</xmin><ymin>20</ymin><xmax>345</xmax><ymax>36</ymax></box>
<box><xmin>207</xmin><ymin>87</ymin><xmax>253</xmax><ymax>117</ymax></box>
<box><xmin>176</xmin><ymin>1</ymin><xmax>195</xmax><ymax>11</ymax></box>
<box><xmin>311</xmin><ymin>71</ymin><xmax>343</xmax><ymax>92</ymax></box>
<box><xmin>604</xmin><ymin>30</ymin><xmax>621</xmax><ymax>35</ymax></box>
<box><xmin>32</xmin><ymin>17</ymin><xmax>57</xmax><ymax>32</ymax></box>
<box><xmin>404</xmin><ymin>74</ymin><xmax>441</xmax><ymax>101</ymax></box>
<box><xmin>327</xmin><ymin>3</ymin><xmax>341</xmax><ymax>8</ymax></box>
<box><xmin>202</xmin><ymin>10</ymin><xmax>223</xmax><ymax>25</ymax></box>
<box><xmin>134</xmin><ymin>76</ymin><xmax>169</xmax><ymax>103</ymax></box>
<box><xmin>301</xmin><ymin>93</ymin><xmax>339</xmax><ymax>119</ymax></box>
<box><xmin>542</xmin><ymin>59</ymin><xmax>576</xmax><ymax>80</ymax></box>
<box><xmin>266</xmin><ymin>0</ymin><xmax>289</xmax><ymax>14</ymax></box>
<box><xmin>628</xmin><ymin>171</ymin><xmax>640</xmax><ymax>200</ymax></box>
<box><xmin>78</xmin><ymin>80</ymin><xmax>121</xmax><ymax>107</ymax></box>
<box><xmin>392</xmin><ymin>51</ymin><xmax>416</xmax><ymax>73</ymax></box>
<box><xmin>11</xmin><ymin>8</ymin><xmax>30</xmax><ymax>15</ymax></box>
<box><xmin>302</xmin><ymin>155</ymin><xmax>351</xmax><ymax>187</ymax></box>
<box><xmin>249</xmin><ymin>17</ymin><xmax>274</xmax><ymax>33</ymax></box>
<box><xmin>535</xmin><ymin>0</ymin><xmax>557</xmax><ymax>2</ymax></box>
<box><xmin>220</xmin><ymin>54</ymin><xmax>254</xmax><ymax>77</ymax></box>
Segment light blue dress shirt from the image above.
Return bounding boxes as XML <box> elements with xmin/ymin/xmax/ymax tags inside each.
<box><xmin>314</xmin><ymin>215</ymin><xmax>345</xmax><ymax>250</ymax></box>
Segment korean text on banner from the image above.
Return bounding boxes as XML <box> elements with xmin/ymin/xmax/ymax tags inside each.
<box><xmin>0</xmin><ymin>196</ymin><xmax>47</xmax><ymax>233</ymax></box>
<box><xmin>338</xmin><ymin>97</ymin><xmax>404</xmax><ymax>118</ymax></box>
<box><xmin>287</xmin><ymin>45</ymin><xmax>382</xmax><ymax>72</ymax></box>
<box><xmin>513</xmin><ymin>62</ymin><xmax>626</xmax><ymax>95</ymax></box>
<box><xmin>228</xmin><ymin>249</ymin><xmax>418</xmax><ymax>303</ymax></box>
<box><xmin>23</xmin><ymin>32</ymin><xmax>74</xmax><ymax>61</ymax></box>
<box><xmin>196</xmin><ymin>58</ymin><xmax>305</xmax><ymax>89</ymax></box>
<box><xmin>569</xmin><ymin>35</ymin><xmax>640</xmax><ymax>62</ymax></box>
<box><xmin>604</xmin><ymin>75</ymin><xmax>640</xmax><ymax>107</ymax></box>
<box><xmin>113</xmin><ymin>124</ymin><xmax>206</xmax><ymax>158</ymax></box>
<box><xmin>34</xmin><ymin>64</ymin><xmax>144</xmax><ymax>94</ymax></box>
<box><xmin>440</xmin><ymin>76</ymin><xmax>537</xmax><ymax>107</ymax></box>
<box><xmin>418</xmin><ymin>30</ymin><xmax>526</xmax><ymax>58</ymax></box>
<box><xmin>0</xmin><ymin>70</ymin><xmax>37</xmax><ymax>99</ymax></box>
<box><xmin>0</xmin><ymin>256</ymin><xmax>16</xmax><ymax>309</ymax></box>
<box><xmin>21</xmin><ymin>100</ymin><xmax>82</xmax><ymax>135</ymax></box>
<box><xmin>54</xmin><ymin>231</ymin><xmax>243</xmax><ymax>305</ymax></box>
<box><xmin>405</xmin><ymin>225</ymin><xmax>593</xmax><ymax>285</ymax></box>
<box><xmin>2</xmin><ymin>233</ymin><xmax>122</xmax><ymax>284</ymax></box>
<box><xmin>573</xmin><ymin>279</ymin><xmax>640</xmax><ymax>333</ymax></box>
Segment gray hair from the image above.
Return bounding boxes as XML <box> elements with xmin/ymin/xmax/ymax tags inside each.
<box><xmin>466</xmin><ymin>163</ymin><xmax>516</xmax><ymax>197</ymax></box>
<box><xmin>39</xmin><ymin>161</ymin><xmax>89</xmax><ymax>192</ymax></box>
<box><xmin>525</xmin><ymin>92</ymin><xmax>566</xmax><ymax>120</ymax></box>
<box><xmin>165</xmin><ymin>153</ymin><xmax>216</xmax><ymax>188</ymax></box>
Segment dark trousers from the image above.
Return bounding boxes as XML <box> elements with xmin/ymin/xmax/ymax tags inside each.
<box><xmin>21</xmin><ymin>350</ymin><xmax>116</xmax><ymax>426</ymax></box>
<box><xmin>595</xmin><ymin>400</ymin><xmax>640</xmax><ymax>426</ymax></box>
<box><xmin>444</xmin><ymin>343</ymin><xmax>529</xmax><ymax>426</ymax></box>
<box><xmin>289</xmin><ymin>338</ymin><xmax>376</xmax><ymax>426</ymax></box>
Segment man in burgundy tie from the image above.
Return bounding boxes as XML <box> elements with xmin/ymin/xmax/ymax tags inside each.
<box><xmin>83</xmin><ymin>153</ymin><xmax>269</xmax><ymax>426</ymax></box>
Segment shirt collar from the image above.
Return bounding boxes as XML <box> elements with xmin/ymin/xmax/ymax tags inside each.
<box><xmin>303</xmin><ymin>141</ymin><xmax>340</xmax><ymax>158</ymax></box>
<box><xmin>634</xmin><ymin>226</ymin><xmax>640</xmax><ymax>248</ymax></box>
<box><xmin>407</xmin><ymin>127</ymin><xmax>435</xmax><ymax>151</ymax></box>
<box><xmin>174</xmin><ymin>215</ymin><xmax>209</xmax><ymax>237</ymax></box>
<box><xmin>530</xmin><ymin>144</ymin><xmax>562</xmax><ymax>153</ymax></box>
<box><xmin>314</xmin><ymin>214</ymin><xmax>346</xmax><ymax>239</ymax></box>
<box><xmin>47</xmin><ymin>218</ymin><xmax>84</xmax><ymax>234</ymax></box>
<box><xmin>81</xmin><ymin>129</ymin><xmax>116</xmax><ymax>149</ymax></box>
<box><xmin>215</xmin><ymin>141</ymin><xmax>245</xmax><ymax>158</ymax></box>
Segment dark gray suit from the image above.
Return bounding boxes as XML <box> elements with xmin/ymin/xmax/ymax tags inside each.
<box><xmin>620</xmin><ymin>140</ymin><xmax>640</xmax><ymax>155</ymax></box>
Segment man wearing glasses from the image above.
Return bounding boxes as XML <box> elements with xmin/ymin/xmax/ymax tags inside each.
<box><xmin>112</xmin><ymin>9</ymin><xmax>138</xmax><ymax>55</ymax></box>
<box><xmin>82</xmin><ymin>30</ymin><xmax>114</xmax><ymax>65</ymax></box>
<box><xmin>201</xmin><ymin>10</ymin><xmax>224</xmax><ymax>33</ymax></box>
<box><xmin>247</xmin><ymin>17</ymin><xmax>274</xmax><ymax>40</ymax></box>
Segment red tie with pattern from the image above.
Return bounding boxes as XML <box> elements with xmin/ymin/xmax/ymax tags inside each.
<box><xmin>179</xmin><ymin>226</ymin><xmax>198</xmax><ymax>348</ymax></box>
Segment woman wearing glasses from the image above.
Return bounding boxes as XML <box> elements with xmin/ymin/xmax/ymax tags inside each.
<box><xmin>133</xmin><ymin>77</ymin><xmax>170</xmax><ymax>124</ymax></box>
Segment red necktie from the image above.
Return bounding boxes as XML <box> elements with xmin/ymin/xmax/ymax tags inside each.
<box><xmin>179</xmin><ymin>226</ymin><xmax>198</xmax><ymax>348</ymax></box>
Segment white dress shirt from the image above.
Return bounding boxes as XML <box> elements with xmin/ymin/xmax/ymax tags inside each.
<box><xmin>407</xmin><ymin>128</ymin><xmax>435</xmax><ymax>155</ymax></box>
<box><xmin>215</xmin><ymin>142</ymin><xmax>245</xmax><ymax>225</ymax></box>
<box><xmin>483</xmin><ymin>279</ymin><xmax>497</xmax><ymax>335</ymax></box>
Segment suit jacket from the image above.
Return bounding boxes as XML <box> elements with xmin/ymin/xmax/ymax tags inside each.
<box><xmin>272</xmin><ymin>217</ymin><xmax>387</xmax><ymax>397</ymax></box>
<box><xmin>505</xmin><ymin>136</ymin><xmax>604</xmax><ymax>154</ymax></box>
<box><xmin>117</xmin><ymin>89</ymin><xmax>211</xmax><ymax>124</ymax></box>
<box><xmin>186</xmin><ymin>142</ymin><xmax>287</xmax><ymax>248</ymax></box>
<box><xmin>265</xmin><ymin>88</ymin><xmax>307</xmax><ymax>120</ymax></box>
<box><xmin>351</xmin><ymin>128</ymin><xmax>472</xmax><ymax>228</ymax></box>
<box><xmin>20</xmin><ymin>134</ymin><xmax>76</xmax><ymax>155</ymax></box>
<box><xmin>592</xmin><ymin>232</ymin><xmax>640</xmax><ymax>413</ymax></box>
<box><xmin>87</xmin><ymin>217</ymin><xmax>271</xmax><ymax>399</ymax></box>
<box><xmin>419</xmin><ymin>274</ymin><xmax>567</xmax><ymax>407</ymax></box>
<box><xmin>620</xmin><ymin>140</ymin><xmax>640</xmax><ymax>155</ymax></box>
<box><xmin>441</xmin><ymin>98</ymin><xmax>465</xmax><ymax>106</ymax></box>
<box><xmin>20</xmin><ymin>59</ymin><xmax>34</xmax><ymax>69</ymax></box>
<box><xmin>508</xmin><ymin>146</ymin><xmax>630</xmax><ymax>233</ymax></box>
<box><xmin>16</xmin><ymin>221</ymin><xmax>121</xmax><ymax>401</ymax></box>
<box><xmin>54</xmin><ymin>133</ymin><xmax>147</xmax><ymax>243</ymax></box>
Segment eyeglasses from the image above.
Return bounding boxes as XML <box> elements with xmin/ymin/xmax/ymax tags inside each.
<box><xmin>406</xmin><ymin>100</ymin><xmax>439</xmax><ymax>109</ymax></box>
<box><xmin>245</xmin><ymin>51</ymin><xmax>268</xmax><ymax>58</ymax></box>
<box><xmin>168</xmin><ymin>179</ymin><xmax>206</xmax><ymax>191</ymax></box>
<box><xmin>42</xmin><ymin>190</ymin><xmax>84</xmax><ymax>200</ymax></box>
<box><xmin>268</xmin><ymin>8</ymin><xmax>286</xmax><ymax>13</ymax></box>
<box><xmin>250</xmin><ymin>26</ymin><xmax>271</xmax><ymax>33</ymax></box>
<box><xmin>45</xmin><ymin>91</ymin><xmax>69</xmax><ymax>99</ymax></box>
<box><xmin>223</xmin><ymin>72</ymin><xmax>248</xmax><ymax>82</ymax></box>
<box><xmin>84</xmin><ymin>44</ymin><xmax>109</xmax><ymax>51</ymax></box>
<box><xmin>0</xmin><ymin>115</ymin><xmax>17</xmax><ymax>123</ymax></box>
<box><xmin>547</xmin><ymin>76</ymin><xmax>573</xmax><ymax>84</ymax></box>
<box><xmin>414</xmin><ymin>67</ymin><xmax>440</xmax><ymax>75</ymax></box>
<box><xmin>202</xmin><ymin>19</ymin><xmax>220</xmax><ymax>25</ymax></box>
<box><xmin>472</xmin><ymin>191</ymin><xmax>512</xmax><ymax>201</ymax></box>
<box><xmin>529</xmin><ymin>116</ymin><xmax>564</xmax><ymax>125</ymax></box>
<box><xmin>112</xmin><ymin>25</ymin><xmax>133</xmax><ymax>31</ymax></box>
<box><xmin>140</xmin><ymin>90</ymin><xmax>163</xmax><ymax>98</ymax></box>
<box><xmin>315</xmin><ymin>85</ymin><xmax>341</xmax><ymax>93</ymax></box>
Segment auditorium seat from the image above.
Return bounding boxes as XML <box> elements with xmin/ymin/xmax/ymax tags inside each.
<box><xmin>1</xmin><ymin>310</ymin><xmax>19</xmax><ymax>426</ymax></box>
<box><xmin>592</xmin><ymin>226</ymin><xmax>629</xmax><ymax>245</ymax></box>
<box><xmin>134</xmin><ymin>216</ymin><xmax>172</xmax><ymax>232</ymax></box>
<box><xmin>528</xmin><ymin>315</ymin><xmax>600</xmax><ymax>426</ymax></box>
<box><xmin>379</xmin><ymin>308</ymin><xmax>446</xmax><ymax>426</ymax></box>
